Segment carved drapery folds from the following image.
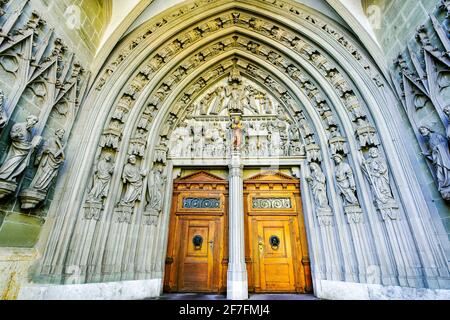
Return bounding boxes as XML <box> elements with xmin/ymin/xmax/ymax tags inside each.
<box><xmin>84</xmin><ymin>153</ymin><xmax>114</xmax><ymax>221</ymax></box>
<box><xmin>0</xmin><ymin>116</ymin><xmax>40</xmax><ymax>199</ymax></box>
<box><xmin>392</xmin><ymin>2</ymin><xmax>450</xmax><ymax>202</ymax></box>
<box><xmin>20</xmin><ymin>129</ymin><xmax>66</xmax><ymax>209</ymax></box>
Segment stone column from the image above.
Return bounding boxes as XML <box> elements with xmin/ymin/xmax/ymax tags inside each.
<box><xmin>227</xmin><ymin>151</ymin><xmax>248</xmax><ymax>300</ymax></box>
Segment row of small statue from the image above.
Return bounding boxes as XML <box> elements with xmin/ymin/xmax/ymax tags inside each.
<box><xmin>307</xmin><ymin>147</ymin><xmax>399</xmax><ymax>224</ymax></box>
<box><xmin>0</xmin><ymin>112</ymin><xmax>65</xmax><ymax>207</ymax></box>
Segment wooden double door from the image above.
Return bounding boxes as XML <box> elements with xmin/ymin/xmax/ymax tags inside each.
<box><xmin>164</xmin><ymin>171</ymin><xmax>312</xmax><ymax>294</ymax></box>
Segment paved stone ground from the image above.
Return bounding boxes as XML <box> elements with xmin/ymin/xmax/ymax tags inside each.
<box><xmin>148</xmin><ymin>294</ymin><xmax>319</xmax><ymax>300</ymax></box>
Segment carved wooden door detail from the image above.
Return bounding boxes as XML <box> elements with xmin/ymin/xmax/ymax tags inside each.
<box><xmin>245</xmin><ymin>172</ymin><xmax>313</xmax><ymax>294</ymax></box>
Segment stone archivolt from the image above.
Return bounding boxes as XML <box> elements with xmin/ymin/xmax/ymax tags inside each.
<box><xmin>36</xmin><ymin>0</ymin><xmax>449</xmax><ymax>293</ymax></box>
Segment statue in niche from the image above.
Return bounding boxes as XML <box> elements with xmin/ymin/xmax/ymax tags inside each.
<box><xmin>0</xmin><ymin>90</ymin><xmax>7</xmax><ymax>129</ymax></box>
<box><xmin>28</xmin><ymin>129</ymin><xmax>65</xmax><ymax>192</ymax></box>
<box><xmin>191</xmin><ymin>124</ymin><xmax>204</xmax><ymax>158</ymax></box>
<box><xmin>333</xmin><ymin>154</ymin><xmax>359</xmax><ymax>206</ymax></box>
<box><xmin>362</xmin><ymin>148</ymin><xmax>398</xmax><ymax>219</ymax></box>
<box><xmin>230</xmin><ymin>116</ymin><xmax>244</xmax><ymax>151</ymax></box>
<box><xmin>144</xmin><ymin>166</ymin><xmax>166</xmax><ymax>225</ymax></box>
<box><xmin>0</xmin><ymin>115</ymin><xmax>40</xmax><ymax>182</ymax></box>
<box><xmin>87</xmin><ymin>153</ymin><xmax>114</xmax><ymax>202</ymax></box>
<box><xmin>120</xmin><ymin>155</ymin><xmax>147</xmax><ymax>205</ymax></box>
<box><xmin>307</xmin><ymin>162</ymin><xmax>333</xmax><ymax>226</ymax></box>
<box><xmin>419</xmin><ymin>125</ymin><xmax>450</xmax><ymax>200</ymax></box>
<box><xmin>226</xmin><ymin>82</ymin><xmax>248</xmax><ymax>114</ymax></box>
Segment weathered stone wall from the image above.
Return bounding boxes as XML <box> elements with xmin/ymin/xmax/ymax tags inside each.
<box><xmin>363</xmin><ymin>0</ymin><xmax>440</xmax><ymax>61</ymax></box>
<box><xmin>34</xmin><ymin>0</ymin><xmax>111</xmax><ymax>63</ymax></box>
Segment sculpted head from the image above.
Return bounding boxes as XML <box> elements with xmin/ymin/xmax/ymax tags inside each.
<box><xmin>103</xmin><ymin>153</ymin><xmax>112</xmax><ymax>162</ymax></box>
<box><xmin>128</xmin><ymin>155</ymin><xmax>137</xmax><ymax>164</ymax></box>
<box><xmin>333</xmin><ymin>154</ymin><xmax>343</xmax><ymax>164</ymax></box>
<box><xmin>368</xmin><ymin>147</ymin><xmax>380</xmax><ymax>158</ymax></box>
<box><xmin>418</xmin><ymin>125</ymin><xmax>432</xmax><ymax>137</ymax></box>
<box><xmin>309</xmin><ymin>162</ymin><xmax>321</xmax><ymax>175</ymax></box>
<box><xmin>55</xmin><ymin>128</ymin><xmax>65</xmax><ymax>139</ymax></box>
<box><xmin>26</xmin><ymin>115</ymin><xmax>39</xmax><ymax>129</ymax></box>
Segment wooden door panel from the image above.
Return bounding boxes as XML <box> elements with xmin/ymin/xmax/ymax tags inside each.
<box><xmin>257</xmin><ymin>220</ymin><xmax>296</xmax><ymax>292</ymax></box>
<box><xmin>179</xmin><ymin>220</ymin><xmax>213</xmax><ymax>291</ymax></box>
<box><xmin>178</xmin><ymin>219</ymin><xmax>218</xmax><ymax>292</ymax></box>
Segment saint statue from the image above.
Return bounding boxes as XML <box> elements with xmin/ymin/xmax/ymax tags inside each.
<box><xmin>333</xmin><ymin>154</ymin><xmax>359</xmax><ymax>206</ymax></box>
<box><xmin>0</xmin><ymin>115</ymin><xmax>40</xmax><ymax>182</ymax></box>
<box><xmin>29</xmin><ymin>129</ymin><xmax>66</xmax><ymax>192</ymax></box>
<box><xmin>226</xmin><ymin>82</ymin><xmax>247</xmax><ymax>114</ymax></box>
<box><xmin>230</xmin><ymin>116</ymin><xmax>244</xmax><ymax>151</ymax></box>
<box><xmin>88</xmin><ymin>153</ymin><xmax>114</xmax><ymax>202</ymax></box>
<box><xmin>0</xmin><ymin>90</ymin><xmax>7</xmax><ymax>129</ymax></box>
<box><xmin>120</xmin><ymin>155</ymin><xmax>147</xmax><ymax>205</ymax></box>
<box><xmin>361</xmin><ymin>148</ymin><xmax>395</xmax><ymax>205</ymax></box>
<box><xmin>146</xmin><ymin>167</ymin><xmax>166</xmax><ymax>215</ymax></box>
<box><xmin>307</xmin><ymin>162</ymin><xmax>331</xmax><ymax>211</ymax></box>
<box><xmin>419</xmin><ymin>125</ymin><xmax>450</xmax><ymax>200</ymax></box>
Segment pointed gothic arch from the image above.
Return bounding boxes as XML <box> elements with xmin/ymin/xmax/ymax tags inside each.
<box><xmin>32</xmin><ymin>0</ymin><xmax>449</xmax><ymax>299</ymax></box>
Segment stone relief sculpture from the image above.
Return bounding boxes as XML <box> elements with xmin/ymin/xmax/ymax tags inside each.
<box><xmin>0</xmin><ymin>89</ymin><xmax>7</xmax><ymax>129</ymax></box>
<box><xmin>20</xmin><ymin>129</ymin><xmax>66</xmax><ymax>209</ymax></box>
<box><xmin>84</xmin><ymin>153</ymin><xmax>115</xmax><ymax>220</ymax></box>
<box><xmin>307</xmin><ymin>162</ymin><xmax>333</xmax><ymax>226</ymax></box>
<box><xmin>116</xmin><ymin>155</ymin><xmax>147</xmax><ymax>223</ymax></box>
<box><xmin>419</xmin><ymin>125</ymin><xmax>450</xmax><ymax>200</ymax></box>
<box><xmin>0</xmin><ymin>115</ymin><xmax>41</xmax><ymax>199</ymax></box>
<box><xmin>144</xmin><ymin>166</ymin><xmax>167</xmax><ymax>226</ymax></box>
<box><xmin>333</xmin><ymin>154</ymin><xmax>362</xmax><ymax>223</ymax></box>
<box><xmin>362</xmin><ymin>148</ymin><xmax>398</xmax><ymax>220</ymax></box>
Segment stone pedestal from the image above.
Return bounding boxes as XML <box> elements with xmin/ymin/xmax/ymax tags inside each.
<box><xmin>0</xmin><ymin>179</ymin><xmax>17</xmax><ymax>200</ymax></box>
<box><xmin>19</xmin><ymin>188</ymin><xmax>46</xmax><ymax>209</ymax></box>
<box><xmin>227</xmin><ymin>151</ymin><xmax>248</xmax><ymax>300</ymax></box>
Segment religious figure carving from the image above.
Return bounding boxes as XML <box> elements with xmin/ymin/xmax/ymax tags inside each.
<box><xmin>230</xmin><ymin>116</ymin><xmax>244</xmax><ymax>151</ymax></box>
<box><xmin>333</xmin><ymin>155</ymin><xmax>359</xmax><ymax>206</ymax></box>
<box><xmin>0</xmin><ymin>115</ymin><xmax>40</xmax><ymax>183</ymax></box>
<box><xmin>30</xmin><ymin>129</ymin><xmax>65</xmax><ymax>191</ymax></box>
<box><xmin>362</xmin><ymin>148</ymin><xmax>398</xmax><ymax>220</ymax></box>
<box><xmin>419</xmin><ymin>125</ymin><xmax>450</xmax><ymax>200</ymax></box>
<box><xmin>0</xmin><ymin>90</ymin><xmax>7</xmax><ymax>129</ymax></box>
<box><xmin>333</xmin><ymin>154</ymin><xmax>362</xmax><ymax>223</ymax></box>
<box><xmin>87</xmin><ymin>154</ymin><xmax>114</xmax><ymax>202</ymax></box>
<box><xmin>19</xmin><ymin>129</ymin><xmax>66</xmax><ymax>209</ymax></box>
<box><xmin>144</xmin><ymin>167</ymin><xmax>167</xmax><ymax>225</ymax></box>
<box><xmin>120</xmin><ymin>155</ymin><xmax>146</xmax><ymax>205</ymax></box>
<box><xmin>307</xmin><ymin>162</ymin><xmax>333</xmax><ymax>226</ymax></box>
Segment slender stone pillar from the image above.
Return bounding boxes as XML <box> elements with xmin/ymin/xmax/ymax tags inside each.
<box><xmin>227</xmin><ymin>151</ymin><xmax>248</xmax><ymax>300</ymax></box>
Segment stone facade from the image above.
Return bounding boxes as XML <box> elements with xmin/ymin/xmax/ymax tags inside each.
<box><xmin>0</xmin><ymin>0</ymin><xmax>448</xmax><ymax>300</ymax></box>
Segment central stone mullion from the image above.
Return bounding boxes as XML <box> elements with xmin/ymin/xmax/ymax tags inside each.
<box><xmin>227</xmin><ymin>150</ymin><xmax>248</xmax><ymax>300</ymax></box>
